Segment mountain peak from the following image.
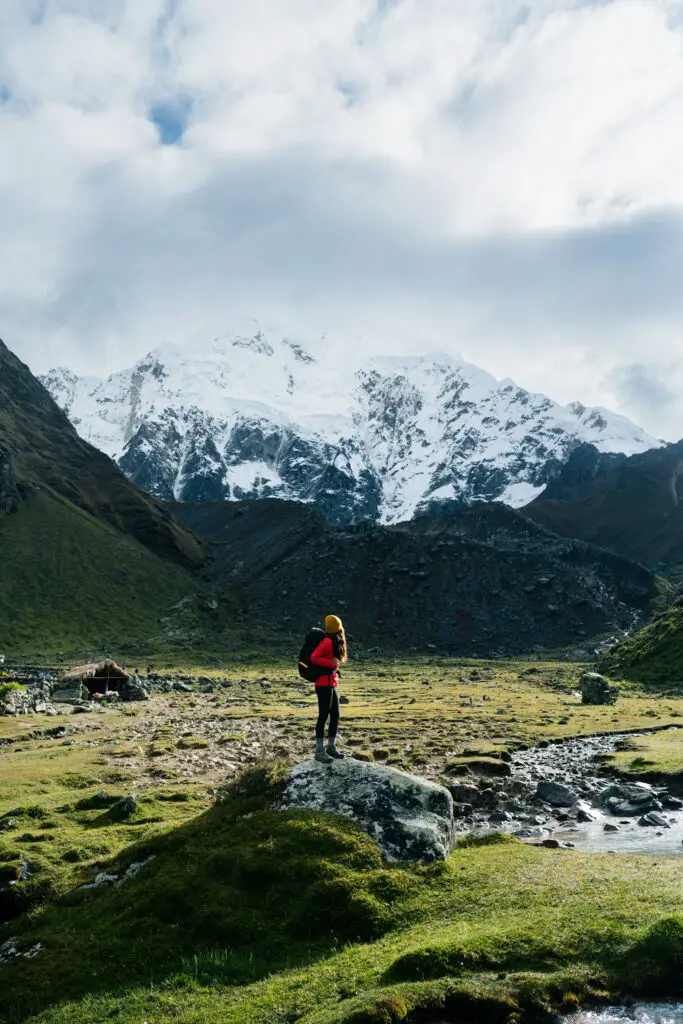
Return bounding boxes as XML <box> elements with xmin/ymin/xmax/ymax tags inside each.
<box><xmin>40</xmin><ymin>328</ymin><xmax>663</xmax><ymax>526</ymax></box>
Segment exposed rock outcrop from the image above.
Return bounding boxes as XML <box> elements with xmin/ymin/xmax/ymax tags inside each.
<box><xmin>279</xmin><ymin>759</ymin><xmax>454</xmax><ymax>862</ymax></box>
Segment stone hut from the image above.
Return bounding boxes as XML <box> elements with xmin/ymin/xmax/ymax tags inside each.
<box><xmin>57</xmin><ymin>660</ymin><xmax>130</xmax><ymax>701</ymax></box>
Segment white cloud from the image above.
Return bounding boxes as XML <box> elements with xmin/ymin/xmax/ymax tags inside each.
<box><xmin>2</xmin><ymin>0</ymin><xmax>683</xmax><ymax>439</ymax></box>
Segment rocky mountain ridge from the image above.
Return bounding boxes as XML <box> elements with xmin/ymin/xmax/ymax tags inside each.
<box><xmin>170</xmin><ymin>498</ymin><xmax>661</xmax><ymax>655</ymax></box>
<box><xmin>42</xmin><ymin>324</ymin><xmax>662</xmax><ymax>526</ymax></box>
<box><xmin>524</xmin><ymin>440</ymin><xmax>683</xmax><ymax>574</ymax></box>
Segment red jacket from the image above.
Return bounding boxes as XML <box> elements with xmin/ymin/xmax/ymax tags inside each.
<box><xmin>310</xmin><ymin>636</ymin><xmax>339</xmax><ymax>688</ymax></box>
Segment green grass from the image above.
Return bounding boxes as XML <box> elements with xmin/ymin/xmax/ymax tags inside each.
<box><xmin>602</xmin><ymin>595</ymin><xmax>683</xmax><ymax>690</ymax></box>
<box><xmin>3</xmin><ymin>657</ymin><xmax>683</xmax><ymax>1023</ymax></box>
<box><xmin>0</xmin><ymin>492</ymin><xmax>196</xmax><ymax>651</ymax></box>
<box><xmin>2</xmin><ymin>766</ymin><xmax>683</xmax><ymax>1024</ymax></box>
<box><xmin>604</xmin><ymin>730</ymin><xmax>683</xmax><ymax>789</ymax></box>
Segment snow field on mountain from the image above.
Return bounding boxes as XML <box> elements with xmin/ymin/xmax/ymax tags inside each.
<box><xmin>42</xmin><ymin>324</ymin><xmax>663</xmax><ymax>524</ymax></box>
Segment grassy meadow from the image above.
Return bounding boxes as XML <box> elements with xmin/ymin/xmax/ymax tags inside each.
<box><xmin>1</xmin><ymin>656</ymin><xmax>683</xmax><ymax>1024</ymax></box>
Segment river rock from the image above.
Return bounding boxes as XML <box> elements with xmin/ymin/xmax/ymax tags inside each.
<box><xmin>535</xmin><ymin>780</ymin><xmax>578</xmax><ymax>807</ymax></box>
<box><xmin>661</xmin><ymin>795</ymin><xmax>683</xmax><ymax>810</ymax></box>
<box><xmin>279</xmin><ymin>760</ymin><xmax>454</xmax><ymax>862</ymax></box>
<box><xmin>603</xmin><ymin>822</ymin><xmax>620</xmax><ymax>832</ymax></box>
<box><xmin>580</xmin><ymin>671</ymin><xmax>618</xmax><ymax>705</ymax></box>
<box><xmin>639</xmin><ymin>811</ymin><xmax>670</xmax><ymax>828</ymax></box>
<box><xmin>447</xmin><ymin>783</ymin><xmax>481</xmax><ymax>805</ymax></box>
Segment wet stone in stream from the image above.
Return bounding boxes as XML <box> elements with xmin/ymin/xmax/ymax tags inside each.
<box><xmin>449</xmin><ymin>731</ymin><xmax>683</xmax><ymax>855</ymax></box>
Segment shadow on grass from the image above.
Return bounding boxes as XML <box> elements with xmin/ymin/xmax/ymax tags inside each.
<box><xmin>0</xmin><ymin>764</ymin><xmax>420</xmax><ymax>1024</ymax></box>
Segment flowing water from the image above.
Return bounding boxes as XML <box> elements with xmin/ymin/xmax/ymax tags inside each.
<box><xmin>564</xmin><ymin>1005</ymin><xmax>683</xmax><ymax>1023</ymax></box>
<box><xmin>507</xmin><ymin>730</ymin><xmax>683</xmax><ymax>856</ymax></box>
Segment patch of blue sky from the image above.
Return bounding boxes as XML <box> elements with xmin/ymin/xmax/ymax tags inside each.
<box><xmin>149</xmin><ymin>97</ymin><xmax>193</xmax><ymax>146</ymax></box>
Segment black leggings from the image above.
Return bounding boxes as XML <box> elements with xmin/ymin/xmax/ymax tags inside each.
<box><xmin>315</xmin><ymin>686</ymin><xmax>340</xmax><ymax>740</ymax></box>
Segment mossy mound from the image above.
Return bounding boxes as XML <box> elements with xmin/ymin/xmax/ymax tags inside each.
<box><xmin>2</xmin><ymin>760</ymin><xmax>683</xmax><ymax>1024</ymax></box>
<box><xmin>601</xmin><ymin>595</ymin><xmax>683</xmax><ymax>688</ymax></box>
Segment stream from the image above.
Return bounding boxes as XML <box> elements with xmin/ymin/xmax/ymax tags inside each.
<box><xmin>451</xmin><ymin>728</ymin><xmax>683</xmax><ymax>856</ymax></box>
<box><xmin>506</xmin><ymin>730</ymin><xmax>683</xmax><ymax>856</ymax></box>
<box><xmin>564</xmin><ymin>1006</ymin><xmax>683</xmax><ymax>1023</ymax></box>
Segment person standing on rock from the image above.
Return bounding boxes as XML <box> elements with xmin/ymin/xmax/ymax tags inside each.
<box><xmin>309</xmin><ymin>614</ymin><xmax>347</xmax><ymax>763</ymax></box>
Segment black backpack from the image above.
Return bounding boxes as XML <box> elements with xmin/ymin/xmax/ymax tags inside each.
<box><xmin>298</xmin><ymin>627</ymin><xmax>326</xmax><ymax>682</ymax></box>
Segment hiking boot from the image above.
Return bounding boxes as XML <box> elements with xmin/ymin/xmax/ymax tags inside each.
<box><xmin>326</xmin><ymin>741</ymin><xmax>345</xmax><ymax>760</ymax></box>
<box><xmin>315</xmin><ymin>739</ymin><xmax>333</xmax><ymax>764</ymax></box>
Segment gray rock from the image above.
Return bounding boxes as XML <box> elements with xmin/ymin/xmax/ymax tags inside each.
<box><xmin>110</xmin><ymin>795</ymin><xmax>138</xmax><ymax>820</ymax></box>
<box><xmin>121</xmin><ymin>676</ymin><xmax>150</xmax><ymax>702</ymax></box>
<box><xmin>279</xmin><ymin>760</ymin><xmax>454</xmax><ymax>862</ymax></box>
<box><xmin>603</xmin><ymin>822</ymin><xmax>620</xmax><ymax>832</ymax></box>
<box><xmin>661</xmin><ymin>795</ymin><xmax>683</xmax><ymax>810</ymax></box>
<box><xmin>639</xmin><ymin>811</ymin><xmax>670</xmax><ymax>828</ymax></box>
<box><xmin>580</xmin><ymin>671</ymin><xmax>618</xmax><ymax>705</ymax></box>
<box><xmin>447</xmin><ymin>783</ymin><xmax>481</xmax><ymax>805</ymax></box>
<box><xmin>535</xmin><ymin>780</ymin><xmax>578</xmax><ymax>807</ymax></box>
<box><xmin>173</xmin><ymin>682</ymin><xmax>192</xmax><ymax>693</ymax></box>
<box><xmin>612</xmin><ymin>800</ymin><xmax>658</xmax><ymax>817</ymax></box>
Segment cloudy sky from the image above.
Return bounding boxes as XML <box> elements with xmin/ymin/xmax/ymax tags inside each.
<box><xmin>2</xmin><ymin>0</ymin><xmax>683</xmax><ymax>439</ymax></box>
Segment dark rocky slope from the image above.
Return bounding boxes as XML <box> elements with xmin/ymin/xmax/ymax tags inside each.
<box><xmin>524</xmin><ymin>441</ymin><xmax>683</xmax><ymax>574</ymax></box>
<box><xmin>171</xmin><ymin>499</ymin><xmax>661</xmax><ymax>655</ymax></box>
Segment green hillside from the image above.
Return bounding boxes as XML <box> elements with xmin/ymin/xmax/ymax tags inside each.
<box><xmin>601</xmin><ymin>595</ymin><xmax>683</xmax><ymax>688</ymax></box>
<box><xmin>0</xmin><ymin>338</ymin><xmax>210</xmax><ymax>653</ymax></box>
<box><xmin>0</xmin><ymin>491</ymin><xmax>195</xmax><ymax>651</ymax></box>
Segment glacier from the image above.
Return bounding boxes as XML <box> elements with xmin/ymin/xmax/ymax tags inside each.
<box><xmin>41</xmin><ymin>325</ymin><xmax>663</xmax><ymax>526</ymax></box>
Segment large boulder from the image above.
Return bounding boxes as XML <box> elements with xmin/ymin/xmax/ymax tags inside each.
<box><xmin>279</xmin><ymin>760</ymin><xmax>454</xmax><ymax>862</ymax></box>
<box><xmin>580</xmin><ymin>671</ymin><xmax>618</xmax><ymax>705</ymax></box>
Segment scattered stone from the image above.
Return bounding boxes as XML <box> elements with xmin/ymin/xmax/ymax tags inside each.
<box><xmin>279</xmin><ymin>760</ymin><xmax>454</xmax><ymax>862</ymax></box>
<box><xmin>541</xmin><ymin>839</ymin><xmax>560</xmax><ymax>849</ymax></box>
<box><xmin>603</xmin><ymin>823</ymin><xmax>620</xmax><ymax>832</ymax></box>
<box><xmin>662</xmin><ymin>795</ymin><xmax>683</xmax><ymax>810</ymax></box>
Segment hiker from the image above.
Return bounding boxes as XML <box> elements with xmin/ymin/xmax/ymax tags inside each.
<box><xmin>298</xmin><ymin>614</ymin><xmax>348</xmax><ymax>763</ymax></box>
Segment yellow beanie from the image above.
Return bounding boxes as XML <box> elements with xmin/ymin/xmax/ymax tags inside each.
<box><xmin>324</xmin><ymin>614</ymin><xmax>343</xmax><ymax>634</ymax></box>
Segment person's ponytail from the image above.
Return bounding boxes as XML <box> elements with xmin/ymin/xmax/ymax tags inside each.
<box><xmin>333</xmin><ymin>628</ymin><xmax>348</xmax><ymax>664</ymax></box>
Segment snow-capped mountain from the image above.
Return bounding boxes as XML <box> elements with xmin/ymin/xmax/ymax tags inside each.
<box><xmin>41</xmin><ymin>325</ymin><xmax>663</xmax><ymax>525</ymax></box>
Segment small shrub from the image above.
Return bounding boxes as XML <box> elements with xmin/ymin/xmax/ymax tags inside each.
<box><xmin>0</xmin><ymin>682</ymin><xmax>26</xmax><ymax>699</ymax></box>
